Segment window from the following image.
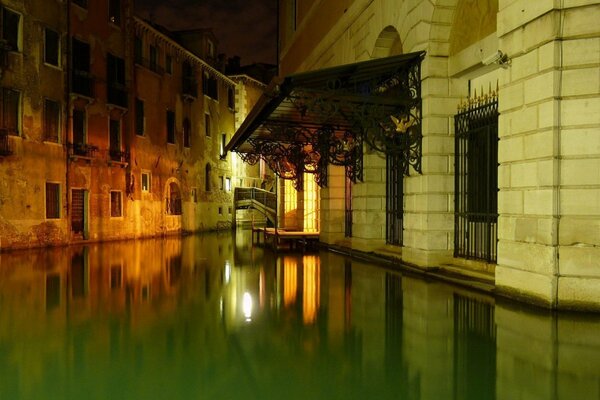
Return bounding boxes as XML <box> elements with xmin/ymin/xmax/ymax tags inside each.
<box><xmin>135</xmin><ymin>98</ymin><xmax>144</xmax><ymax>136</ymax></box>
<box><xmin>141</xmin><ymin>172</ymin><xmax>150</xmax><ymax>192</ymax></box>
<box><xmin>72</xmin><ymin>0</ymin><xmax>87</xmax><ymax>8</ymax></box>
<box><xmin>207</xmin><ymin>39</ymin><xmax>214</xmax><ymax>58</ymax></box>
<box><xmin>108</xmin><ymin>0</ymin><xmax>121</xmax><ymax>25</ymax></box>
<box><xmin>134</xmin><ymin>35</ymin><xmax>143</xmax><ymax>64</ymax></box>
<box><xmin>205</xmin><ymin>163</ymin><xmax>211</xmax><ymax>192</ymax></box>
<box><xmin>202</xmin><ymin>72</ymin><xmax>218</xmax><ymax>100</ymax></box>
<box><xmin>183</xmin><ymin>117</ymin><xmax>191</xmax><ymax>148</ymax></box>
<box><xmin>167</xmin><ymin>182</ymin><xmax>182</xmax><ymax>215</ymax></box>
<box><xmin>109</xmin><ymin>119</ymin><xmax>121</xmax><ymax>162</ymax></box>
<box><xmin>107</xmin><ymin>54</ymin><xmax>126</xmax><ymax>107</ymax></box>
<box><xmin>71</xmin><ymin>38</ymin><xmax>92</xmax><ymax>97</ymax></box>
<box><xmin>191</xmin><ymin>188</ymin><xmax>197</xmax><ymax>203</ymax></box>
<box><xmin>149</xmin><ymin>45</ymin><xmax>158</xmax><ymax>72</ymax></box>
<box><xmin>110</xmin><ymin>191</ymin><xmax>122</xmax><ymax>217</ymax></box>
<box><xmin>218</xmin><ymin>207</ymin><xmax>222</xmax><ymax>215</ymax></box>
<box><xmin>72</xmin><ymin>108</ymin><xmax>86</xmax><ymax>146</ymax></box>
<box><xmin>220</xmin><ymin>133</ymin><xmax>227</xmax><ymax>157</ymax></box>
<box><xmin>166</xmin><ymin>110</ymin><xmax>175</xmax><ymax>144</ymax></box>
<box><xmin>182</xmin><ymin>61</ymin><xmax>197</xmax><ymax>98</ymax></box>
<box><xmin>44</xmin><ymin>99</ymin><xmax>60</xmax><ymax>142</ymax></box>
<box><xmin>219</xmin><ymin>176</ymin><xmax>224</xmax><ymax>190</ymax></box>
<box><xmin>165</xmin><ymin>54</ymin><xmax>172</xmax><ymax>74</ymax></box>
<box><xmin>227</xmin><ymin>87</ymin><xmax>235</xmax><ymax>109</ymax></box>
<box><xmin>46</xmin><ymin>182</ymin><xmax>60</xmax><ymax>219</ymax></box>
<box><xmin>44</xmin><ymin>28</ymin><xmax>60</xmax><ymax>67</ymax></box>
<box><xmin>205</xmin><ymin>113</ymin><xmax>211</xmax><ymax>137</ymax></box>
<box><xmin>225</xmin><ymin>177</ymin><xmax>231</xmax><ymax>192</ymax></box>
<box><xmin>1</xmin><ymin>7</ymin><xmax>20</xmax><ymax>52</ymax></box>
<box><xmin>1</xmin><ymin>87</ymin><xmax>20</xmax><ymax>136</ymax></box>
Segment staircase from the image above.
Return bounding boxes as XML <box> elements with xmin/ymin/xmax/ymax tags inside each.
<box><xmin>234</xmin><ymin>187</ymin><xmax>276</xmax><ymax>225</ymax></box>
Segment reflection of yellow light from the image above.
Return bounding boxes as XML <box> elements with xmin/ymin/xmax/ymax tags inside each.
<box><xmin>243</xmin><ymin>292</ymin><xmax>253</xmax><ymax>321</ymax></box>
<box><xmin>303</xmin><ymin>173</ymin><xmax>319</xmax><ymax>232</ymax></box>
<box><xmin>283</xmin><ymin>257</ymin><xmax>297</xmax><ymax>307</ymax></box>
<box><xmin>303</xmin><ymin>255</ymin><xmax>320</xmax><ymax>324</ymax></box>
<box><xmin>224</xmin><ymin>261</ymin><xmax>231</xmax><ymax>284</ymax></box>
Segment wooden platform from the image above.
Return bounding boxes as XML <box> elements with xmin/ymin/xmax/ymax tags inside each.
<box><xmin>252</xmin><ymin>227</ymin><xmax>319</xmax><ymax>251</ymax></box>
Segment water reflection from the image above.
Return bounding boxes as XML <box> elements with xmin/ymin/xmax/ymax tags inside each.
<box><xmin>0</xmin><ymin>231</ymin><xmax>599</xmax><ymax>399</ymax></box>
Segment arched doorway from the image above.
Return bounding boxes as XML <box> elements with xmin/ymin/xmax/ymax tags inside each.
<box><xmin>166</xmin><ymin>181</ymin><xmax>182</xmax><ymax>215</ymax></box>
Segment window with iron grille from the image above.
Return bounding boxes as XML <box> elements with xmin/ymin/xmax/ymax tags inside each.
<box><xmin>454</xmin><ymin>97</ymin><xmax>498</xmax><ymax>262</ymax></box>
<box><xmin>44</xmin><ymin>28</ymin><xmax>60</xmax><ymax>67</ymax></box>
<box><xmin>345</xmin><ymin>172</ymin><xmax>352</xmax><ymax>238</ymax></box>
<box><xmin>1</xmin><ymin>7</ymin><xmax>20</xmax><ymax>52</ymax></box>
<box><xmin>110</xmin><ymin>191</ymin><xmax>122</xmax><ymax>217</ymax></box>
<box><xmin>386</xmin><ymin>150</ymin><xmax>404</xmax><ymax>246</ymax></box>
<box><xmin>166</xmin><ymin>110</ymin><xmax>175</xmax><ymax>144</ymax></box>
<box><xmin>135</xmin><ymin>98</ymin><xmax>144</xmax><ymax>136</ymax></box>
<box><xmin>46</xmin><ymin>182</ymin><xmax>60</xmax><ymax>219</ymax></box>
<box><xmin>0</xmin><ymin>87</ymin><xmax>20</xmax><ymax>136</ymax></box>
<box><xmin>44</xmin><ymin>99</ymin><xmax>60</xmax><ymax>142</ymax></box>
<box><xmin>220</xmin><ymin>133</ymin><xmax>226</xmax><ymax>157</ymax></box>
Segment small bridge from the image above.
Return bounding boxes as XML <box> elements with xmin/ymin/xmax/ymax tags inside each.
<box><xmin>234</xmin><ymin>187</ymin><xmax>277</xmax><ymax>225</ymax></box>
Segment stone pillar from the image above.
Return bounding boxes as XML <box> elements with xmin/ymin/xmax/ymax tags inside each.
<box><xmin>495</xmin><ymin>0</ymin><xmax>600</xmax><ymax>309</ymax></box>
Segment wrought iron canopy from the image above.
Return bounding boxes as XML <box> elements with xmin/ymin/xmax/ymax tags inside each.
<box><xmin>226</xmin><ymin>51</ymin><xmax>425</xmax><ymax>189</ymax></box>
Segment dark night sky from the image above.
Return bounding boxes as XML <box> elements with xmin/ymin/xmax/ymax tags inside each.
<box><xmin>134</xmin><ymin>0</ymin><xmax>277</xmax><ymax>65</ymax></box>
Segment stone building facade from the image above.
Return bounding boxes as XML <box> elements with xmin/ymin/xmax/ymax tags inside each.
<box><xmin>0</xmin><ymin>0</ymin><xmax>250</xmax><ymax>250</ymax></box>
<box><xmin>259</xmin><ymin>0</ymin><xmax>600</xmax><ymax>310</ymax></box>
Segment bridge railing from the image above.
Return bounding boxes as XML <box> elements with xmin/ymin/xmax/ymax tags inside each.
<box><xmin>234</xmin><ymin>187</ymin><xmax>276</xmax><ymax>210</ymax></box>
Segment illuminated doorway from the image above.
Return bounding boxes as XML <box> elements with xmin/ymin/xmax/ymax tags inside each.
<box><xmin>303</xmin><ymin>173</ymin><xmax>319</xmax><ymax>232</ymax></box>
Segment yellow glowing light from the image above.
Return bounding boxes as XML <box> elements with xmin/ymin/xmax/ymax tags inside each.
<box><xmin>303</xmin><ymin>173</ymin><xmax>320</xmax><ymax>232</ymax></box>
<box><xmin>302</xmin><ymin>255</ymin><xmax>320</xmax><ymax>324</ymax></box>
<box><xmin>243</xmin><ymin>292</ymin><xmax>253</xmax><ymax>321</ymax></box>
<box><xmin>283</xmin><ymin>257</ymin><xmax>297</xmax><ymax>307</ymax></box>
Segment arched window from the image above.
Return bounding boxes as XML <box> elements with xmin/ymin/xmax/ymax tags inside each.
<box><xmin>167</xmin><ymin>182</ymin><xmax>182</xmax><ymax>215</ymax></box>
<box><xmin>205</xmin><ymin>163</ymin><xmax>211</xmax><ymax>192</ymax></box>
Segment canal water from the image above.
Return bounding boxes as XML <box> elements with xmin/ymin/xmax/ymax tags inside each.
<box><xmin>0</xmin><ymin>231</ymin><xmax>599</xmax><ymax>400</ymax></box>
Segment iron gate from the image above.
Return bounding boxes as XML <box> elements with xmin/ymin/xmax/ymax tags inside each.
<box><xmin>454</xmin><ymin>96</ymin><xmax>498</xmax><ymax>262</ymax></box>
<box><xmin>386</xmin><ymin>150</ymin><xmax>404</xmax><ymax>246</ymax></box>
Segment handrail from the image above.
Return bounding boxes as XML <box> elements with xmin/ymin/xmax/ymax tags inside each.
<box><xmin>234</xmin><ymin>187</ymin><xmax>276</xmax><ymax>210</ymax></box>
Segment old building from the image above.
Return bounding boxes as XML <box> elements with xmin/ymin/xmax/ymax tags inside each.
<box><xmin>0</xmin><ymin>1</ymin><xmax>250</xmax><ymax>249</ymax></box>
<box><xmin>227</xmin><ymin>0</ymin><xmax>600</xmax><ymax>310</ymax></box>
<box><xmin>131</xmin><ymin>17</ymin><xmax>237</xmax><ymax>234</ymax></box>
<box><xmin>0</xmin><ymin>0</ymin><xmax>68</xmax><ymax>248</ymax></box>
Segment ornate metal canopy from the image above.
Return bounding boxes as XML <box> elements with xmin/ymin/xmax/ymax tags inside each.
<box><xmin>226</xmin><ymin>51</ymin><xmax>425</xmax><ymax>190</ymax></box>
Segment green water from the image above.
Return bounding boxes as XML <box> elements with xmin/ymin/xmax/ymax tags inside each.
<box><xmin>0</xmin><ymin>231</ymin><xmax>598</xmax><ymax>400</ymax></box>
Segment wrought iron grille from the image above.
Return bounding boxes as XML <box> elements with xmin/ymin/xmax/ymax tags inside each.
<box><xmin>454</xmin><ymin>95</ymin><xmax>498</xmax><ymax>262</ymax></box>
<box><xmin>386</xmin><ymin>147</ymin><xmax>404</xmax><ymax>246</ymax></box>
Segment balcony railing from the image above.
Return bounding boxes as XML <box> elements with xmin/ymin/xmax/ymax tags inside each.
<box><xmin>107</xmin><ymin>82</ymin><xmax>128</xmax><ymax>108</ymax></box>
<box><xmin>109</xmin><ymin>149</ymin><xmax>129</xmax><ymax>164</ymax></box>
<box><xmin>182</xmin><ymin>76</ymin><xmax>198</xmax><ymax>99</ymax></box>
<box><xmin>71</xmin><ymin>69</ymin><xmax>94</xmax><ymax>98</ymax></box>
<box><xmin>0</xmin><ymin>128</ymin><xmax>13</xmax><ymax>156</ymax></box>
<box><xmin>69</xmin><ymin>142</ymin><xmax>98</xmax><ymax>159</ymax></box>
